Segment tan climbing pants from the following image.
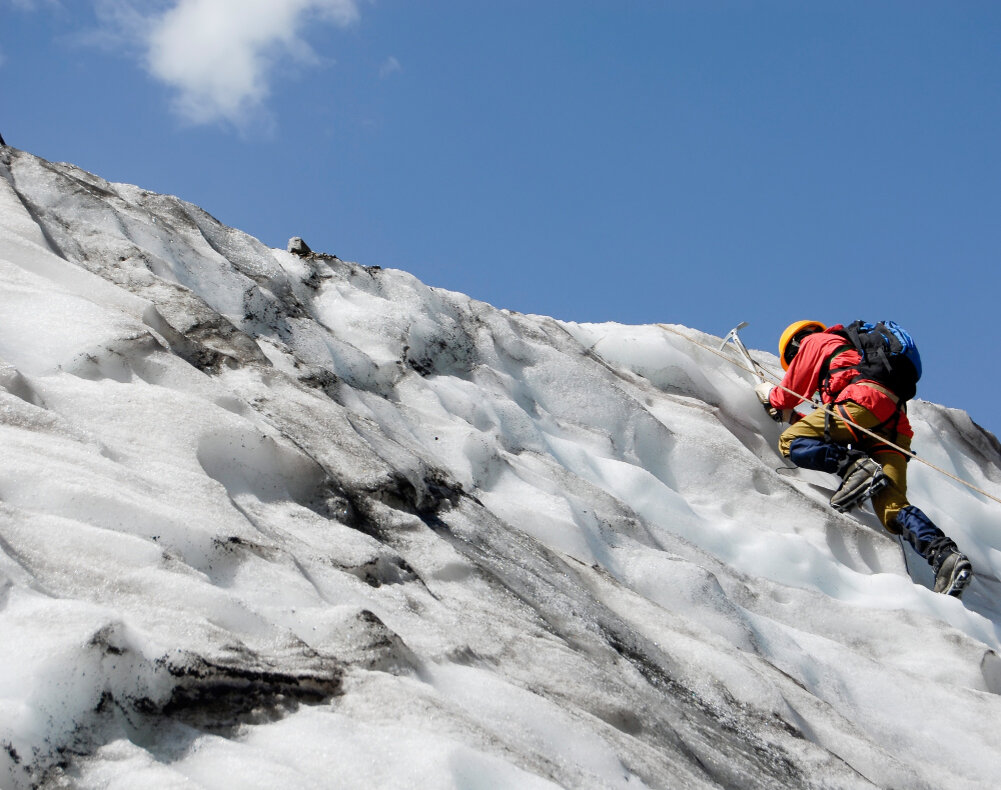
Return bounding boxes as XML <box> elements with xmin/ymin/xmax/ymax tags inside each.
<box><xmin>779</xmin><ymin>401</ymin><xmax>911</xmax><ymax>531</ymax></box>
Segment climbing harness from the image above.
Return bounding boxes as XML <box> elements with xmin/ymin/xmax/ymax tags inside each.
<box><xmin>657</xmin><ymin>322</ymin><xmax>1001</xmax><ymax>509</ymax></box>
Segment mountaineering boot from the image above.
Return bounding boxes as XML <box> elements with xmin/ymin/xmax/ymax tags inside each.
<box><xmin>895</xmin><ymin>508</ymin><xmax>974</xmax><ymax>598</ymax></box>
<box><xmin>830</xmin><ymin>454</ymin><xmax>888</xmax><ymax>513</ymax></box>
<box><xmin>928</xmin><ymin>537</ymin><xmax>973</xmax><ymax>598</ymax></box>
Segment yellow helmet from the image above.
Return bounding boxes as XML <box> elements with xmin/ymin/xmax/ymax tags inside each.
<box><xmin>779</xmin><ymin>320</ymin><xmax>826</xmax><ymax>370</ymax></box>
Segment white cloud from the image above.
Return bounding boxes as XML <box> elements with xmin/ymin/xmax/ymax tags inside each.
<box><xmin>8</xmin><ymin>0</ymin><xmax>62</xmax><ymax>9</ymax></box>
<box><xmin>379</xmin><ymin>56</ymin><xmax>401</xmax><ymax>79</ymax></box>
<box><xmin>96</xmin><ymin>0</ymin><xmax>360</xmax><ymax>129</ymax></box>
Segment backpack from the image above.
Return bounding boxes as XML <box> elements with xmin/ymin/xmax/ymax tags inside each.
<box><xmin>826</xmin><ymin>320</ymin><xmax>922</xmax><ymax>402</ymax></box>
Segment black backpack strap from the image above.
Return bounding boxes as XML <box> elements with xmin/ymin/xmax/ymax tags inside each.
<box><xmin>818</xmin><ymin>340</ymin><xmax>857</xmax><ymax>399</ymax></box>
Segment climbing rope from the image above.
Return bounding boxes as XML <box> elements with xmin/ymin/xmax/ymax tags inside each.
<box><xmin>656</xmin><ymin>323</ymin><xmax>1001</xmax><ymax>509</ymax></box>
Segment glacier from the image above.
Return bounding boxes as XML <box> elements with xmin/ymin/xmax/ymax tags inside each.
<box><xmin>1</xmin><ymin>145</ymin><xmax>1001</xmax><ymax>789</ymax></box>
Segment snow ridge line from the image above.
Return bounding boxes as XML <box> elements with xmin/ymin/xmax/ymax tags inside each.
<box><xmin>656</xmin><ymin>322</ymin><xmax>1001</xmax><ymax>509</ymax></box>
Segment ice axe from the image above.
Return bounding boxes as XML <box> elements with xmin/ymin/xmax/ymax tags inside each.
<box><xmin>720</xmin><ymin>322</ymin><xmax>769</xmax><ymax>383</ymax></box>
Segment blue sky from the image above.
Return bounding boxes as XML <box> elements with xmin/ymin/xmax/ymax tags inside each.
<box><xmin>3</xmin><ymin>1</ymin><xmax>1001</xmax><ymax>436</ymax></box>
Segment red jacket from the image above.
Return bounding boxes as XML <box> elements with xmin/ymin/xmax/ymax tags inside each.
<box><xmin>769</xmin><ymin>326</ymin><xmax>913</xmax><ymax>437</ymax></box>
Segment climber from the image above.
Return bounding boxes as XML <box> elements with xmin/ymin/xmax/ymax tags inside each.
<box><xmin>755</xmin><ymin>320</ymin><xmax>973</xmax><ymax>597</ymax></box>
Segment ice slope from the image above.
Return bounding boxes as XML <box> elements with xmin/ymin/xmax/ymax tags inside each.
<box><xmin>1</xmin><ymin>145</ymin><xmax>1001</xmax><ymax>789</ymax></box>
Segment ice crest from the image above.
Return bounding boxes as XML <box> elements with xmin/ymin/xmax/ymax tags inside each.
<box><xmin>2</xmin><ymin>146</ymin><xmax>1001</xmax><ymax>789</ymax></box>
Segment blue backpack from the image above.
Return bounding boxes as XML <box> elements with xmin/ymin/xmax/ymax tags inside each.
<box><xmin>829</xmin><ymin>320</ymin><xmax>922</xmax><ymax>402</ymax></box>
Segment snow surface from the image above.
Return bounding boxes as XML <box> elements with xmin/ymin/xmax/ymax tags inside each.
<box><xmin>2</xmin><ymin>146</ymin><xmax>1001</xmax><ymax>789</ymax></box>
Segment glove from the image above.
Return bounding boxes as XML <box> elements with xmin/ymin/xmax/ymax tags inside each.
<box><xmin>754</xmin><ymin>381</ymin><xmax>788</xmax><ymax>422</ymax></box>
